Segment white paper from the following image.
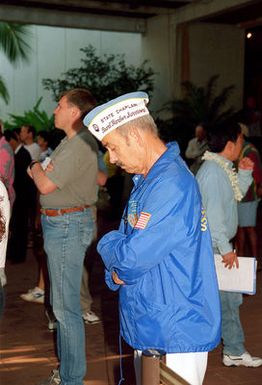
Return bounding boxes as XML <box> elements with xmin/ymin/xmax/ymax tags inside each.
<box><xmin>41</xmin><ymin>156</ymin><xmax>51</xmax><ymax>170</ymax></box>
<box><xmin>214</xmin><ymin>254</ymin><xmax>257</xmax><ymax>295</ymax></box>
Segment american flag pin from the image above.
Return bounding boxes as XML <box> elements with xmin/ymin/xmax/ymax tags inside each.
<box><xmin>134</xmin><ymin>212</ymin><xmax>151</xmax><ymax>229</ymax></box>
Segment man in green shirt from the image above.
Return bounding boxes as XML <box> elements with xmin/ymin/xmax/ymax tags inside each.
<box><xmin>28</xmin><ymin>88</ymin><xmax>98</xmax><ymax>385</ymax></box>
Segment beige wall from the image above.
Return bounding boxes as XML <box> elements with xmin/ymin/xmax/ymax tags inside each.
<box><xmin>141</xmin><ymin>16</ymin><xmax>245</xmax><ymax>117</ymax></box>
<box><xmin>141</xmin><ymin>15</ymin><xmax>175</xmax><ymax>115</ymax></box>
<box><xmin>188</xmin><ymin>22</ymin><xmax>245</xmax><ymax>111</ymax></box>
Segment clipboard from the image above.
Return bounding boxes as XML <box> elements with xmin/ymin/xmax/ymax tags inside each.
<box><xmin>214</xmin><ymin>254</ymin><xmax>257</xmax><ymax>295</ymax></box>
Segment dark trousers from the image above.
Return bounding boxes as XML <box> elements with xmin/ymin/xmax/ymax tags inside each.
<box><xmin>0</xmin><ymin>281</ymin><xmax>4</xmax><ymax>318</ymax></box>
<box><xmin>106</xmin><ymin>175</ymin><xmax>125</xmax><ymax>219</ymax></box>
<box><xmin>8</xmin><ymin>199</ymin><xmax>29</xmax><ymax>263</ymax></box>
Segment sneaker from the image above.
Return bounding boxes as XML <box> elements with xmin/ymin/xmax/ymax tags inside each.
<box><xmin>82</xmin><ymin>310</ymin><xmax>100</xmax><ymax>324</ymax></box>
<box><xmin>45</xmin><ymin>310</ymin><xmax>57</xmax><ymax>331</ymax></box>
<box><xmin>223</xmin><ymin>351</ymin><xmax>262</xmax><ymax>367</ymax></box>
<box><xmin>20</xmin><ymin>287</ymin><xmax>45</xmax><ymax>304</ymax></box>
<box><xmin>39</xmin><ymin>369</ymin><xmax>60</xmax><ymax>385</ymax></box>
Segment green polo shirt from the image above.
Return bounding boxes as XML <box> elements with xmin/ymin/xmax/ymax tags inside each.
<box><xmin>40</xmin><ymin>129</ymin><xmax>98</xmax><ymax>209</ymax></box>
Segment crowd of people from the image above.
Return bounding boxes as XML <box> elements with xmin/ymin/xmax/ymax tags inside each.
<box><xmin>0</xmin><ymin>90</ymin><xmax>261</xmax><ymax>385</ymax></box>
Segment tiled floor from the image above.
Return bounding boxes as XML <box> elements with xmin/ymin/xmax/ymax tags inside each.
<box><xmin>0</xmin><ymin>210</ymin><xmax>262</xmax><ymax>385</ymax></box>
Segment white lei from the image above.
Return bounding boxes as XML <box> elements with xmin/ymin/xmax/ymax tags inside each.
<box><xmin>202</xmin><ymin>151</ymin><xmax>243</xmax><ymax>201</ymax></box>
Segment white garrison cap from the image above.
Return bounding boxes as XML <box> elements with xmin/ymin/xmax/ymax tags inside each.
<box><xmin>83</xmin><ymin>91</ymin><xmax>149</xmax><ymax>141</ymax></box>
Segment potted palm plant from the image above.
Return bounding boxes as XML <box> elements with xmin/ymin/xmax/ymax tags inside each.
<box><xmin>157</xmin><ymin>75</ymin><xmax>236</xmax><ymax>155</ymax></box>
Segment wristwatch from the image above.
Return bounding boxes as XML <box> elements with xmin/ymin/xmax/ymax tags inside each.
<box><xmin>29</xmin><ymin>160</ymin><xmax>39</xmax><ymax>170</ymax></box>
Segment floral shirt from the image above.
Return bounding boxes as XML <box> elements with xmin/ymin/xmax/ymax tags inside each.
<box><xmin>0</xmin><ymin>137</ymin><xmax>15</xmax><ymax>207</ymax></box>
<box><xmin>0</xmin><ymin>180</ymin><xmax>10</xmax><ymax>268</ymax></box>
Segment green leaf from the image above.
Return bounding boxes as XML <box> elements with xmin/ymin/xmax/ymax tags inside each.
<box><xmin>42</xmin><ymin>44</ymin><xmax>155</xmax><ymax>104</ymax></box>
<box><xmin>4</xmin><ymin>98</ymin><xmax>54</xmax><ymax>132</ymax></box>
<box><xmin>0</xmin><ymin>75</ymin><xmax>9</xmax><ymax>104</ymax></box>
<box><xmin>157</xmin><ymin>75</ymin><xmax>236</xmax><ymax>148</ymax></box>
<box><xmin>0</xmin><ymin>22</ymin><xmax>32</xmax><ymax>64</ymax></box>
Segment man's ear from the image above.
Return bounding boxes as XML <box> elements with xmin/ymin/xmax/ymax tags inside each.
<box><xmin>223</xmin><ymin>140</ymin><xmax>235</xmax><ymax>158</ymax></box>
<box><xmin>128</xmin><ymin>126</ymin><xmax>143</xmax><ymax>146</ymax></box>
<box><xmin>227</xmin><ymin>141</ymin><xmax>235</xmax><ymax>150</ymax></box>
<box><xmin>71</xmin><ymin>106</ymin><xmax>81</xmax><ymax>120</ymax></box>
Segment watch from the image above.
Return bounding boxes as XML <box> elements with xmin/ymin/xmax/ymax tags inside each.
<box><xmin>29</xmin><ymin>160</ymin><xmax>39</xmax><ymax>170</ymax></box>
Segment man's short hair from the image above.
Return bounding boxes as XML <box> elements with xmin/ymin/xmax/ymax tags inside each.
<box><xmin>23</xmin><ymin>124</ymin><xmax>36</xmax><ymax>138</ymax></box>
<box><xmin>62</xmin><ymin>88</ymin><xmax>97</xmax><ymax>119</ymax></box>
<box><xmin>117</xmin><ymin>114</ymin><xmax>158</xmax><ymax>138</ymax></box>
<box><xmin>14</xmin><ymin>127</ymin><xmax>21</xmax><ymax>135</ymax></box>
<box><xmin>38</xmin><ymin>130</ymin><xmax>50</xmax><ymax>144</ymax></box>
<box><xmin>4</xmin><ymin>129</ymin><xmax>18</xmax><ymax>142</ymax></box>
<box><xmin>208</xmin><ymin>120</ymin><xmax>241</xmax><ymax>153</ymax></box>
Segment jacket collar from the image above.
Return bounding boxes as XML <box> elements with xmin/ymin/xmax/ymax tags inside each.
<box><xmin>132</xmin><ymin>141</ymin><xmax>180</xmax><ymax>187</ymax></box>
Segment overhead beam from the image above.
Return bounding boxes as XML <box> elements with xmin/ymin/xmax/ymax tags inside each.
<box><xmin>0</xmin><ymin>4</ymin><xmax>146</xmax><ymax>33</ymax></box>
<box><xmin>0</xmin><ymin>0</ymin><xmax>193</xmax><ymax>17</ymax></box>
<box><xmin>239</xmin><ymin>16</ymin><xmax>262</xmax><ymax>28</ymax></box>
<box><xmin>171</xmin><ymin>0</ymin><xmax>260</xmax><ymax>25</ymax></box>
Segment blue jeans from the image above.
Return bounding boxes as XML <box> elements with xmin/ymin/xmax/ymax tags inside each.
<box><xmin>220</xmin><ymin>291</ymin><xmax>245</xmax><ymax>356</ymax></box>
<box><xmin>41</xmin><ymin>208</ymin><xmax>95</xmax><ymax>385</ymax></box>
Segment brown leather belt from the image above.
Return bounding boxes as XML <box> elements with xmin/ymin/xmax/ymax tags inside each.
<box><xmin>41</xmin><ymin>205</ymin><xmax>90</xmax><ymax>217</ymax></box>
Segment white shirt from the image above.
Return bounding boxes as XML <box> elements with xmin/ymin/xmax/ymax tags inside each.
<box><xmin>24</xmin><ymin>142</ymin><xmax>41</xmax><ymax>160</ymax></box>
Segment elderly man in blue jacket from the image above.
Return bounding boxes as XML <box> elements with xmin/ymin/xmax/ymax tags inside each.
<box><xmin>84</xmin><ymin>92</ymin><xmax>221</xmax><ymax>385</ymax></box>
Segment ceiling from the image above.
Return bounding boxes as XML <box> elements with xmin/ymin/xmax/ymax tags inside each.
<box><xmin>0</xmin><ymin>0</ymin><xmax>195</xmax><ymax>19</ymax></box>
<box><xmin>202</xmin><ymin>1</ymin><xmax>262</xmax><ymax>29</ymax></box>
<box><xmin>0</xmin><ymin>0</ymin><xmax>261</xmax><ymax>30</ymax></box>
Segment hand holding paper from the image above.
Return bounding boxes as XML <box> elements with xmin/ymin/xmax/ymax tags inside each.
<box><xmin>222</xmin><ymin>250</ymin><xmax>239</xmax><ymax>269</ymax></box>
<box><xmin>215</xmin><ymin>254</ymin><xmax>257</xmax><ymax>295</ymax></box>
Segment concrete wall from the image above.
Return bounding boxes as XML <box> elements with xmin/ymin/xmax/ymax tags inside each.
<box><xmin>141</xmin><ymin>15</ymin><xmax>175</xmax><ymax>115</ymax></box>
<box><xmin>188</xmin><ymin>22</ymin><xmax>245</xmax><ymax>111</ymax></box>
<box><xmin>0</xmin><ymin>25</ymin><xmax>142</xmax><ymax>122</ymax></box>
<box><xmin>141</xmin><ymin>16</ymin><xmax>245</xmax><ymax>117</ymax></box>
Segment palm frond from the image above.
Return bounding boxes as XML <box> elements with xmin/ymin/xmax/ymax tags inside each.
<box><xmin>0</xmin><ymin>22</ymin><xmax>32</xmax><ymax>64</ymax></box>
<box><xmin>4</xmin><ymin>98</ymin><xmax>54</xmax><ymax>131</ymax></box>
<box><xmin>214</xmin><ymin>107</ymin><xmax>236</xmax><ymax>124</ymax></box>
<box><xmin>157</xmin><ymin>75</ymin><xmax>236</xmax><ymax>144</ymax></box>
<box><xmin>204</xmin><ymin>75</ymin><xmax>220</xmax><ymax>109</ymax></box>
<box><xmin>0</xmin><ymin>75</ymin><xmax>9</xmax><ymax>104</ymax></box>
<box><xmin>161</xmin><ymin>75</ymin><xmax>235</xmax><ymax>126</ymax></box>
<box><xmin>208</xmin><ymin>84</ymin><xmax>235</xmax><ymax>122</ymax></box>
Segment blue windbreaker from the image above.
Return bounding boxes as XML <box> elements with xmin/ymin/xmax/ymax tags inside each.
<box><xmin>98</xmin><ymin>142</ymin><xmax>221</xmax><ymax>353</ymax></box>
